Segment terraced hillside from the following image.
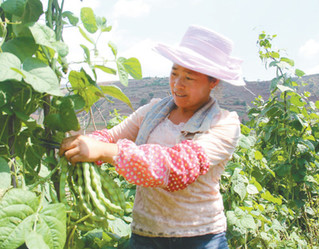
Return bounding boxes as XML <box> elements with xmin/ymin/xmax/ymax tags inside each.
<box><xmin>80</xmin><ymin>74</ymin><xmax>319</xmax><ymax>131</ymax></box>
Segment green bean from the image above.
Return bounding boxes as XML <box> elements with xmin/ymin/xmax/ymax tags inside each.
<box><xmin>99</xmin><ymin>168</ymin><xmax>126</xmax><ymax>210</ymax></box>
<box><xmin>59</xmin><ymin>157</ymin><xmax>69</xmax><ymax>204</ymax></box>
<box><xmin>82</xmin><ymin>162</ymin><xmax>107</xmax><ymax>216</ymax></box>
<box><xmin>90</xmin><ymin>166</ymin><xmax>124</xmax><ymax>216</ymax></box>
<box><xmin>49</xmin><ymin>183</ymin><xmax>58</xmax><ymax>203</ymax></box>
<box><xmin>75</xmin><ymin>164</ymin><xmax>105</xmax><ymax>222</ymax></box>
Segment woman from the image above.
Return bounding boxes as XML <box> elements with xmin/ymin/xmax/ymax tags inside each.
<box><xmin>60</xmin><ymin>25</ymin><xmax>246</xmax><ymax>249</ymax></box>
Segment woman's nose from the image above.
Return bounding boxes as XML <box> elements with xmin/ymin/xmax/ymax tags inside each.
<box><xmin>174</xmin><ymin>77</ymin><xmax>184</xmax><ymax>88</ymax></box>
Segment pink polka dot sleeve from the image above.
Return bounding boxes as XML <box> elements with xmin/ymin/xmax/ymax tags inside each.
<box><xmin>88</xmin><ymin>129</ymin><xmax>114</xmax><ymax>165</ymax></box>
<box><xmin>114</xmin><ymin>139</ymin><xmax>210</xmax><ymax>192</ymax></box>
<box><xmin>88</xmin><ymin>129</ymin><xmax>115</xmax><ymax>144</ymax></box>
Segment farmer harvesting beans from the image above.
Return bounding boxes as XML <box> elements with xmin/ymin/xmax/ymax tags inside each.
<box><xmin>60</xmin><ymin>25</ymin><xmax>246</xmax><ymax>249</ymax></box>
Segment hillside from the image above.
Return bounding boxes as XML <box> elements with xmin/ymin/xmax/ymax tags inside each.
<box><xmin>85</xmin><ymin>74</ymin><xmax>319</xmax><ymax>129</ymax></box>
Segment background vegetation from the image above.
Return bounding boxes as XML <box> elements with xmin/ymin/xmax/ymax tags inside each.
<box><xmin>0</xmin><ymin>0</ymin><xmax>318</xmax><ymax>248</ymax></box>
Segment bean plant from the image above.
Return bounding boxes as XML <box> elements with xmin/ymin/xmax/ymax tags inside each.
<box><xmin>0</xmin><ymin>0</ymin><xmax>140</xmax><ymax>248</ymax></box>
<box><xmin>222</xmin><ymin>33</ymin><xmax>319</xmax><ymax>248</ymax></box>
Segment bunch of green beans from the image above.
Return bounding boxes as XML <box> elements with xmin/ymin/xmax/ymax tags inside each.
<box><xmin>59</xmin><ymin>159</ymin><xmax>126</xmax><ymax>229</ymax></box>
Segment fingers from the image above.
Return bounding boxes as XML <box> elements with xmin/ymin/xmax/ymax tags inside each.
<box><xmin>59</xmin><ymin>135</ymin><xmax>95</xmax><ymax>165</ymax></box>
<box><xmin>64</xmin><ymin>146</ymin><xmax>81</xmax><ymax>165</ymax></box>
<box><xmin>59</xmin><ymin>135</ymin><xmax>80</xmax><ymax>157</ymax></box>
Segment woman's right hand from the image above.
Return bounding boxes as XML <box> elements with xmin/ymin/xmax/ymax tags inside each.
<box><xmin>59</xmin><ymin>135</ymin><xmax>118</xmax><ymax>165</ymax></box>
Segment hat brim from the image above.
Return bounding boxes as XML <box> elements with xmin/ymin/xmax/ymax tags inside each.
<box><xmin>153</xmin><ymin>43</ymin><xmax>246</xmax><ymax>86</ymax></box>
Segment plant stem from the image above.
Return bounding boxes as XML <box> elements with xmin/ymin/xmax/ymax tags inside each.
<box><xmin>0</xmin><ymin>115</ymin><xmax>9</xmax><ymax>141</ymax></box>
<box><xmin>28</xmin><ymin>159</ymin><xmax>61</xmax><ymax>190</ymax></box>
<box><xmin>89</xmin><ymin>107</ymin><xmax>97</xmax><ymax>131</ymax></box>
<box><xmin>8</xmin><ymin>114</ymin><xmax>17</xmax><ymax>187</ymax></box>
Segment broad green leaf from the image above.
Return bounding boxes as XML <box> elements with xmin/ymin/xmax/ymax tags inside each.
<box><xmin>94</xmin><ymin>65</ymin><xmax>117</xmax><ymax>75</ymax></box>
<box><xmin>66</xmin><ymin>94</ymin><xmax>85</xmax><ymax>110</ymax></box>
<box><xmin>62</xmin><ymin>11</ymin><xmax>79</xmax><ymax>26</ymax></box>
<box><xmin>44</xmin><ymin>113</ymin><xmax>63</xmax><ymax>131</ymax></box>
<box><xmin>233</xmin><ymin>182</ymin><xmax>246</xmax><ymax>200</ymax></box>
<box><xmin>290</xmin><ymin>94</ymin><xmax>305</xmax><ymax>107</ymax></box>
<box><xmin>21</xmin><ymin>0</ymin><xmax>43</xmax><ymax>23</ymax></box>
<box><xmin>247</xmin><ymin>184</ymin><xmax>259</xmax><ymax>195</ymax></box>
<box><xmin>68</xmin><ymin>70</ymin><xmax>100</xmax><ymax>111</ymax></box>
<box><xmin>270</xmin><ymin>78</ymin><xmax>280</xmax><ymax>91</ymax></box>
<box><xmin>0</xmin><ymin>158</ymin><xmax>10</xmax><ymax>189</ymax></box>
<box><xmin>226</xmin><ymin>208</ymin><xmax>256</xmax><ymax>232</ymax></box>
<box><xmin>270</xmin><ymin>52</ymin><xmax>280</xmax><ymax>58</ymax></box>
<box><xmin>254</xmin><ymin>150</ymin><xmax>263</xmax><ymax>160</ymax></box>
<box><xmin>261</xmin><ymin>191</ymin><xmax>282</xmax><ymax>205</ymax></box>
<box><xmin>28</xmin><ymin>23</ymin><xmax>68</xmax><ymax>57</ymax></box>
<box><xmin>271</xmin><ymin>219</ymin><xmax>284</xmax><ymax>231</ymax></box>
<box><xmin>0</xmin><ymin>81</ymin><xmax>15</xmax><ymax>107</ymax></box>
<box><xmin>0</xmin><ymin>52</ymin><xmax>22</xmax><ymax>82</ymax></box>
<box><xmin>59</xmin><ymin>97</ymin><xmax>80</xmax><ymax>131</ymax></box>
<box><xmin>274</xmin><ymin>163</ymin><xmax>291</xmax><ymax>177</ymax></box>
<box><xmin>100</xmin><ymin>25</ymin><xmax>112</xmax><ymax>32</ymax></box>
<box><xmin>238</xmin><ymin>135</ymin><xmax>255</xmax><ymax>149</ymax></box>
<box><xmin>298</xmin><ymin>139</ymin><xmax>315</xmax><ymax>151</ymax></box>
<box><xmin>100</xmin><ymin>85</ymin><xmax>132</xmax><ymax>109</ymax></box>
<box><xmin>304</xmin><ymin>91</ymin><xmax>311</xmax><ymax>98</ymax></box>
<box><xmin>81</xmin><ymin>7</ymin><xmax>98</xmax><ymax>34</ymax></box>
<box><xmin>277</xmin><ymin>84</ymin><xmax>294</xmax><ymax>92</ymax></box>
<box><xmin>52</xmin><ymin>41</ymin><xmax>69</xmax><ymax>57</ymax></box>
<box><xmin>0</xmin><ymin>189</ymin><xmax>66</xmax><ymax>249</ymax></box>
<box><xmin>25</xmin><ymin>231</ymin><xmax>50</xmax><ymax>249</ymax></box>
<box><xmin>36</xmin><ymin>203</ymin><xmax>66</xmax><ymax>249</ymax></box>
<box><xmin>78</xmin><ymin>26</ymin><xmax>94</xmax><ymax>44</ymax></box>
<box><xmin>122</xmin><ymin>57</ymin><xmax>142</xmax><ymax>79</ymax></box>
<box><xmin>231</xmin><ymin>169</ymin><xmax>248</xmax><ymax>200</ymax></box>
<box><xmin>108</xmin><ymin>41</ymin><xmax>118</xmax><ymax>57</ymax></box>
<box><xmin>28</xmin><ymin>22</ymin><xmax>56</xmax><ymax>48</ymax></box>
<box><xmin>95</xmin><ymin>16</ymin><xmax>111</xmax><ymax>32</ymax></box>
<box><xmin>116</xmin><ymin>57</ymin><xmax>129</xmax><ymax>86</ymax></box>
<box><xmin>250</xmin><ymin>178</ymin><xmax>263</xmax><ymax>192</ymax></box>
<box><xmin>44</xmin><ymin>97</ymin><xmax>80</xmax><ymax>132</ymax></box>
<box><xmin>259</xmin><ymin>33</ymin><xmax>266</xmax><ymax>40</ymax></box>
<box><xmin>2</xmin><ymin>37</ymin><xmax>38</xmax><ymax>62</ymax></box>
<box><xmin>14</xmin><ymin>110</ymin><xmax>36</xmax><ymax>128</ymax></box>
<box><xmin>280</xmin><ymin>57</ymin><xmax>294</xmax><ymax>66</ymax></box>
<box><xmin>240</xmin><ymin>124</ymin><xmax>251</xmax><ymax>136</ymax></box>
<box><xmin>240</xmin><ymin>215</ymin><xmax>256</xmax><ymax>230</ymax></box>
<box><xmin>107</xmin><ymin>216</ymin><xmax>131</xmax><ymax>238</ymax></box>
<box><xmin>22</xmin><ymin>58</ymin><xmax>62</xmax><ymax>96</ymax></box>
<box><xmin>295</xmin><ymin>69</ymin><xmax>305</xmax><ymax>77</ymax></box>
<box><xmin>315</xmin><ymin>100</ymin><xmax>319</xmax><ymax>109</ymax></box>
<box><xmin>292</xmin><ymin>161</ymin><xmax>307</xmax><ymax>182</ymax></box>
<box><xmin>0</xmin><ymin>189</ymin><xmax>40</xmax><ymax>249</ymax></box>
<box><xmin>80</xmin><ymin>44</ymin><xmax>91</xmax><ymax>63</ymax></box>
<box><xmin>1</xmin><ymin>0</ymin><xmax>26</xmax><ymax>16</ymax></box>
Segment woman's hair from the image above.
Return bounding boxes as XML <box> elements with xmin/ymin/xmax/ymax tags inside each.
<box><xmin>208</xmin><ymin>76</ymin><xmax>218</xmax><ymax>83</ymax></box>
<box><xmin>208</xmin><ymin>75</ymin><xmax>223</xmax><ymax>98</ymax></box>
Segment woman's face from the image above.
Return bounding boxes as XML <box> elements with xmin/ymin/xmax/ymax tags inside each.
<box><xmin>169</xmin><ymin>64</ymin><xmax>219</xmax><ymax>113</ymax></box>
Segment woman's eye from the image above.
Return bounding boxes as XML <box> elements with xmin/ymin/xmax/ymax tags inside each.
<box><xmin>186</xmin><ymin>77</ymin><xmax>194</xmax><ymax>80</ymax></box>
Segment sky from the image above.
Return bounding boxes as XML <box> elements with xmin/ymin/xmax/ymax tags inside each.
<box><xmin>56</xmin><ymin>0</ymin><xmax>319</xmax><ymax>83</ymax></box>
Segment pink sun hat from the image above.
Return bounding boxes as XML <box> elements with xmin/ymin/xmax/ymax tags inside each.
<box><xmin>153</xmin><ymin>25</ymin><xmax>246</xmax><ymax>86</ymax></box>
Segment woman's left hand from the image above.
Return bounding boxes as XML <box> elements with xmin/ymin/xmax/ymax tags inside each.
<box><xmin>59</xmin><ymin>135</ymin><xmax>118</xmax><ymax>165</ymax></box>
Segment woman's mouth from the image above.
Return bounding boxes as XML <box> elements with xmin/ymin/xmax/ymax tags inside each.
<box><xmin>174</xmin><ymin>92</ymin><xmax>186</xmax><ymax>97</ymax></box>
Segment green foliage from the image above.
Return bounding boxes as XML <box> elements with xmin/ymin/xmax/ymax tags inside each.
<box><xmin>0</xmin><ymin>188</ymin><xmax>66</xmax><ymax>249</ymax></box>
<box><xmin>222</xmin><ymin>32</ymin><xmax>319</xmax><ymax>248</ymax></box>
<box><xmin>0</xmin><ymin>0</ymin><xmax>140</xmax><ymax>248</ymax></box>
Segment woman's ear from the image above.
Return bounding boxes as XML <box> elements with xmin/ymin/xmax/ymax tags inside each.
<box><xmin>210</xmin><ymin>79</ymin><xmax>220</xmax><ymax>90</ymax></box>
